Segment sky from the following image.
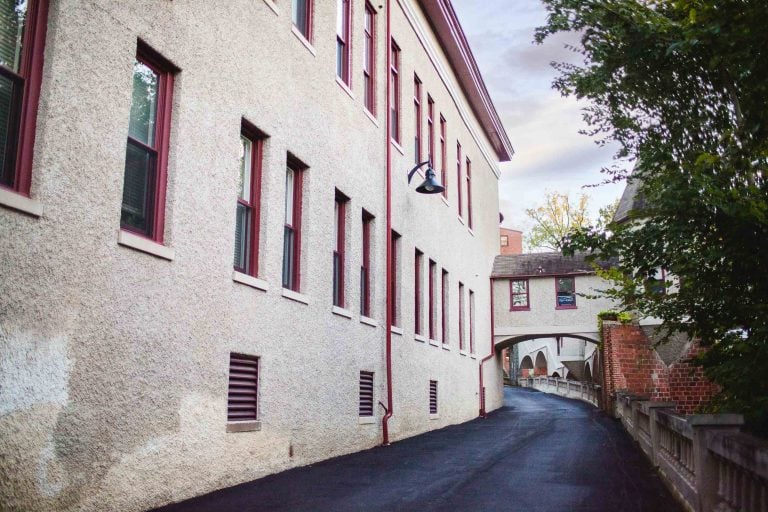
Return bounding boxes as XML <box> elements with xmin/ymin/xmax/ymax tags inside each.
<box><xmin>451</xmin><ymin>0</ymin><xmax>625</xmax><ymax>235</ymax></box>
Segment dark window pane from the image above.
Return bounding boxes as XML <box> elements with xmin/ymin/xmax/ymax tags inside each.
<box><xmin>336</xmin><ymin>40</ymin><xmax>344</xmax><ymax>78</ymax></box>
<box><xmin>333</xmin><ymin>252</ymin><xmax>341</xmax><ymax>306</ymax></box>
<box><xmin>283</xmin><ymin>225</ymin><xmax>295</xmax><ymax>289</ymax></box>
<box><xmin>121</xmin><ymin>142</ymin><xmax>154</xmax><ymax>234</ymax></box>
<box><xmin>0</xmin><ymin>72</ymin><xmax>20</xmax><ymax>186</ymax></box>
<box><xmin>360</xmin><ymin>266</ymin><xmax>368</xmax><ymax>316</ymax></box>
<box><xmin>234</xmin><ymin>203</ymin><xmax>250</xmax><ymax>272</ymax></box>
<box><xmin>0</xmin><ymin>1</ymin><xmax>26</xmax><ymax>73</ymax></box>
<box><xmin>292</xmin><ymin>0</ymin><xmax>308</xmax><ymax>36</ymax></box>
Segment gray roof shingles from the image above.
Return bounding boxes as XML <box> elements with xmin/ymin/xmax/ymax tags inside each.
<box><xmin>491</xmin><ymin>252</ymin><xmax>613</xmax><ymax>278</ymax></box>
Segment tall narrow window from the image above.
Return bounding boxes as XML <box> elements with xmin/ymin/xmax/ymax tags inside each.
<box><xmin>292</xmin><ymin>0</ymin><xmax>313</xmax><ymax>41</ymax></box>
<box><xmin>510</xmin><ymin>279</ymin><xmax>530</xmax><ymax>310</ymax></box>
<box><xmin>413</xmin><ymin>75</ymin><xmax>422</xmax><ymax>164</ymax></box>
<box><xmin>390</xmin><ymin>41</ymin><xmax>400</xmax><ymax>143</ymax></box>
<box><xmin>363</xmin><ymin>3</ymin><xmax>376</xmax><ymax>115</ymax></box>
<box><xmin>556</xmin><ymin>276</ymin><xmax>576</xmax><ymax>309</ymax></box>
<box><xmin>359</xmin><ymin>371</ymin><xmax>374</xmax><ymax>417</ymax></box>
<box><xmin>441</xmin><ymin>269</ymin><xmax>449</xmax><ymax>344</ymax></box>
<box><xmin>414</xmin><ymin>248</ymin><xmax>423</xmax><ymax>335</ymax></box>
<box><xmin>336</xmin><ymin>0</ymin><xmax>351</xmax><ymax>84</ymax></box>
<box><xmin>428</xmin><ymin>259</ymin><xmax>436</xmax><ymax>340</ymax></box>
<box><xmin>469</xmin><ymin>289</ymin><xmax>475</xmax><ymax>354</ymax></box>
<box><xmin>0</xmin><ymin>0</ymin><xmax>48</xmax><ymax>195</ymax></box>
<box><xmin>429</xmin><ymin>380</ymin><xmax>438</xmax><ymax>414</ymax></box>
<box><xmin>333</xmin><ymin>190</ymin><xmax>349</xmax><ymax>307</ymax></box>
<box><xmin>466</xmin><ymin>158</ymin><xmax>473</xmax><ymax>229</ymax></box>
<box><xmin>361</xmin><ymin>210</ymin><xmax>374</xmax><ymax>317</ymax></box>
<box><xmin>456</xmin><ymin>142</ymin><xmax>463</xmax><ymax>218</ymax></box>
<box><xmin>390</xmin><ymin>230</ymin><xmax>401</xmax><ymax>326</ymax></box>
<box><xmin>234</xmin><ymin>121</ymin><xmax>266</xmax><ymax>276</ymax></box>
<box><xmin>121</xmin><ymin>42</ymin><xmax>178</xmax><ymax>242</ymax></box>
<box><xmin>458</xmin><ymin>281</ymin><xmax>465</xmax><ymax>351</ymax></box>
<box><xmin>227</xmin><ymin>353</ymin><xmax>259</xmax><ymax>432</ymax></box>
<box><xmin>283</xmin><ymin>157</ymin><xmax>305</xmax><ymax>291</ymax></box>
<box><xmin>439</xmin><ymin>116</ymin><xmax>446</xmax><ymax>198</ymax></box>
<box><xmin>427</xmin><ymin>96</ymin><xmax>434</xmax><ymax>165</ymax></box>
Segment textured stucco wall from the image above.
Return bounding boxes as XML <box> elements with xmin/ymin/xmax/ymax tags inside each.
<box><xmin>0</xmin><ymin>1</ymin><xmax>505</xmax><ymax>511</ymax></box>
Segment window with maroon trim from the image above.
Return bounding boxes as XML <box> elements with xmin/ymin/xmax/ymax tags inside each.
<box><xmin>360</xmin><ymin>210</ymin><xmax>374</xmax><ymax>317</ymax></box>
<box><xmin>0</xmin><ymin>0</ymin><xmax>48</xmax><ymax>196</ymax></box>
<box><xmin>390</xmin><ymin>40</ymin><xmax>400</xmax><ymax>143</ymax></box>
<box><xmin>466</xmin><ymin>157</ymin><xmax>473</xmax><ymax>229</ymax></box>
<box><xmin>428</xmin><ymin>259</ymin><xmax>436</xmax><ymax>340</ymax></box>
<box><xmin>413</xmin><ymin>75</ymin><xmax>422</xmax><ymax>164</ymax></box>
<box><xmin>458</xmin><ymin>281</ymin><xmax>465</xmax><ymax>350</ymax></box>
<box><xmin>439</xmin><ymin>115</ymin><xmax>446</xmax><ymax>198</ymax></box>
<box><xmin>283</xmin><ymin>156</ymin><xmax>305</xmax><ymax>291</ymax></box>
<box><xmin>469</xmin><ymin>289</ymin><xmax>475</xmax><ymax>354</ymax></box>
<box><xmin>292</xmin><ymin>0</ymin><xmax>313</xmax><ymax>42</ymax></box>
<box><xmin>441</xmin><ymin>269</ymin><xmax>449</xmax><ymax>344</ymax></box>
<box><xmin>333</xmin><ymin>189</ymin><xmax>349</xmax><ymax>307</ymax></box>
<box><xmin>363</xmin><ymin>3</ymin><xmax>376</xmax><ymax>115</ymax></box>
<box><xmin>121</xmin><ymin>41</ymin><xmax>178</xmax><ymax>242</ymax></box>
<box><xmin>510</xmin><ymin>278</ymin><xmax>529</xmax><ymax>310</ymax></box>
<box><xmin>234</xmin><ymin>120</ymin><xmax>266</xmax><ymax>276</ymax></box>
<box><xmin>336</xmin><ymin>0</ymin><xmax>351</xmax><ymax>84</ymax></box>
<box><xmin>414</xmin><ymin>248</ymin><xmax>423</xmax><ymax>335</ymax></box>
<box><xmin>390</xmin><ymin>230</ymin><xmax>401</xmax><ymax>326</ymax></box>
<box><xmin>427</xmin><ymin>96</ymin><xmax>434</xmax><ymax>165</ymax></box>
<box><xmin>456</xmin><ymin>142</ymin><xmax>463</xmax><ymax>217</ymax></box>
<box><xmin>556</xmin><ymin>276</ymin><xmax>576</xmax><ymax>309</ymax></box>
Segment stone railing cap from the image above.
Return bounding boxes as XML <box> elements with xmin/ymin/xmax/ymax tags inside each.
<box><xmin>640</xmin><ymin>402</ymin><xmax>676</xmax><ymax>412</ymax></box>
<box><xmin>688</xmin><ymin>414</ymin><xmax>744</xmax><ymax>427</ymax></box>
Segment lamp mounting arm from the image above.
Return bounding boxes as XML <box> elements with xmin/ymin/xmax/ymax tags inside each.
<box><xmin>407</xmin><ymin>160</ymin><xmax>432</xmax><ymax>184</ymax></box>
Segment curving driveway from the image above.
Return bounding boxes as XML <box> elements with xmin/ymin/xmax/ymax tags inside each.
<box><xmin>153</xmin><ymin>387</ymin><xmax>682</xmax><ymax>512</ymax></box>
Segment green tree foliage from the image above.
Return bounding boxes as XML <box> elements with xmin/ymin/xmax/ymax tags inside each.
<box><xmin>525</xmin><ymin>191</ymin><xmax>590</xmax><ymax>251</ymax></box>
<box><xmin>525</xmin><ymin>192</ymin><xmax>618</xmax><ymax>251</ymax></box>
<box><xmin>537</xmin><ymin>0</ymin><xmax>768</xmax><ymax>432</ymax></box>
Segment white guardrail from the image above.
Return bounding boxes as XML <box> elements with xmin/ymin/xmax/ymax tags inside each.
<box><xmin>614</xmin><ymin>392</ymin><xmax>768</xmax><ymax>512</ymax></box>
<box><xmin>518</xmin><ymin>376</ymin><xmax>599</xmax><ymax>407</ymax></box>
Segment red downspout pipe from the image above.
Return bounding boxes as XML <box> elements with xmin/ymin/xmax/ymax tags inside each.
<box><xmin>478</xmin><ymin>277</ymin><xmax>495</xmax><ymax>417</ymax></box>
<box><xmin>382</xmin><ymin>0</ymin><xmax>394</xmax><ymax>446</ymax></box>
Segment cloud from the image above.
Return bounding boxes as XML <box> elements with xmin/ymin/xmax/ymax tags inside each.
<box><xmin>451</xmin><ymin>0</ymin><xmax>626</xmax><ymax>233</ymax></box>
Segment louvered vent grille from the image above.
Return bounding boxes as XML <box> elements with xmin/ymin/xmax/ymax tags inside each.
<box><xmin>359</xmin><ymin>371</ymin><xmax>374</xmax><ymax>417</ymax></box>
<box><xmin>227</xmin><ymin>353</ymin><xmax>259</xmax><ymax>422</ymax></box>
<box><xmin>429</xmin><ymin>380</ymin><xmax>438</xmax><ymax>414</ymax></box>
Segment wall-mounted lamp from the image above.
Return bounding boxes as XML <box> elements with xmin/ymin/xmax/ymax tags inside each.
<box><xmin>407</xmin><ymin>160</ymin><xmax>445</xmax><ymax>194</ymax></box>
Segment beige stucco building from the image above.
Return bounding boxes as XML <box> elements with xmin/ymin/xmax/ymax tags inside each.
<box><xmin>0</xmin><ymin>0</ymin><xmax>513</xmax><ymax>510</ymax></box>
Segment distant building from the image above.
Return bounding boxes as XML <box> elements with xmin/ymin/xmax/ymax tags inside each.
<box><xmin>499</xmin><ymin>227</ymin><xmax>523</xmax><ymax>255</ymax></box>
<box><xmin>492</xmin><ymin>252</ymin><xmax>615</xmax><ymax>382</ymax></box>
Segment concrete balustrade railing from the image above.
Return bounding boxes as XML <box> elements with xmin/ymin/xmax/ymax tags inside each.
<box><xmin>518</xmin><ymin>377</ymin><xmax>599</xmax><ymax>407</ymax></box>
<box><xmin>614</xmin><ymin>391</ymin><xmax>768</xmax><ymax>512</ymax></box>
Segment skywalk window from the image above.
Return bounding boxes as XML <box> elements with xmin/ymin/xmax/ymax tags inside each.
<box><xmin>556</xmin><ymin>276</ymin><xmax>576</xmax><ymax>309</ymax></box>
<box><xmin>510</xmin><ymin>279</ymin><xmax>529</xmax><ymax>310</ymax></box>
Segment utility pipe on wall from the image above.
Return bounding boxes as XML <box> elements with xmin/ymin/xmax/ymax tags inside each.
<box><xmin>382</xmin><ymin>0</ymin><xmax>394</xmax><ymax>446</ymax></box>
<box><xmin>478</xmin><ymin>277</ymin><xmax>496</xmax><ymax>417</ymax></box>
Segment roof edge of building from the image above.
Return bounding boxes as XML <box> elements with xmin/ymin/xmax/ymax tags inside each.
<box><xmin>418</xmin><ymin>0</ymin><xmax>515</xmax><ymax>162</ymax></box>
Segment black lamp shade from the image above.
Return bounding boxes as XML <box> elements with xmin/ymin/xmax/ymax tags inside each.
<box><xmin>415</xmin><ymin>167</ymin><xmax>445</xmax><ymax>194</ymax></box>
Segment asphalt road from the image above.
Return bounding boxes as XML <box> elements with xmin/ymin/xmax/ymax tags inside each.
<box><xmin>152</xmin><ymin>387</ymin><xmax>682</xmax><ymax>512</ymax></box>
